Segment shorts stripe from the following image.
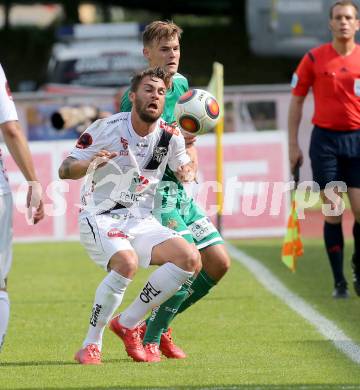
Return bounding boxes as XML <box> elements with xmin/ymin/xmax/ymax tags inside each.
<box><xmin>197</xmin><ymin>236</ymin><xmax>224</xmax><ymax>250</ymax></box>
<box><xmin>178</xmin><ymin>230</ymin><xmax>191</xmax><ymax>236</ymax></box>
<box><xmin>86</xmin><ymin>217</ymin><xmax>96</xmax><ymax>242</ymax></box>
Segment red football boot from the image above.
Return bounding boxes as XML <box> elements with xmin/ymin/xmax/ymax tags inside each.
<box><xmin>144</xmin><ymin>343</ymin><xmax>161</xmax><ymax>362</ymax></box>
<box><xmin>74</xmin><ymin>344</ymin><xmax>101</xmax><ymax>365</ymax></box>
<box><xmin>109</xmin><ymin>316</ymin><xmax>147</xmax><ymax>362</ymax></box>
<box><xmin>159</xmin><ymin>328</ymin><xmax>186</xmax><ymax>359</ymax></box>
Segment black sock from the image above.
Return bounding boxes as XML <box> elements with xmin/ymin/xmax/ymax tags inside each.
<box><xmin>353</xmin><ymin>221</ymin><xmax>360</xmax><ymax>265</ymax></box>
<box><xmin>324</xmin><ymin>221</ymin><xmax>345</xmax><ymax>285</ymax></box>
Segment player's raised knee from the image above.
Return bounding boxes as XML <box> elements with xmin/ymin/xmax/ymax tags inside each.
<box><xmin>108</xmin><ymin>250</ymin><xmax>138</xmax><ymax>278</ymax></box>
<box><xmin>176</xmin><ymin>245</ymin><xmax>200</xmax><ymax>272</ymax></box>
<box><xmin>221</xmin><ymin>251</ymin><xmax>232</xmax><ymax>272</ymax></box>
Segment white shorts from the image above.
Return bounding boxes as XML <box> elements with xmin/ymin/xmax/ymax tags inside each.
<box><xmin>0</xmin><ymin>193</ymin><xmax>13</xmax><ymax>287</ymax></box>
<box><xmin>79</xmin><ymin>211</ymin><xmax>180</xmax><ymax>270</ymax></box>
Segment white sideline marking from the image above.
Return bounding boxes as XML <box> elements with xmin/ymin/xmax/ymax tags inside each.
<box><xmin>227</xmin><ymin>243</ymin><xmax>360</xmax><ymax>365</ymax></box>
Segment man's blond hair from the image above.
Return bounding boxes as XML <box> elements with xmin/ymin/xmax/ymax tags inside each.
<box><xmin>143</xmin><ymin>21</ymin><xmax>183</xmax><ymax>47</ymax></box>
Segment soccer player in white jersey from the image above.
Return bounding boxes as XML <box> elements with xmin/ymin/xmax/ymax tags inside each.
<box><xmin>0</xmin><ymin>64</ymin><xmax>44</xmax><ymax>352</ymax></box>
<box><xmin>58</xmin><ymin>67</ymin><xmax>200</xmax><ymax>364</ymax></box>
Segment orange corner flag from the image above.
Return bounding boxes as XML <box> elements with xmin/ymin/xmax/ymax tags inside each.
<box><xmin>281</xmin><ymin>165</ymin><xmax>304</xmax><ymax>271</ymax></box>
<box><xmin>281</xmin><ymin>198</ymin><xmax>304</xmax><ymax>271</ymax></box>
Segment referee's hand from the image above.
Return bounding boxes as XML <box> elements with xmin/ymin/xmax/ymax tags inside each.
<box><xmin>289</xmin><ymin>143</ymin><xmax>303</xmax><ymax>174</ymax></box>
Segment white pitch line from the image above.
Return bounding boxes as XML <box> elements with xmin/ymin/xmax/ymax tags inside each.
<box><xmin>226</xmin><ymin>243</ymin><xmax>360</xmax><ymax>365</ymax></box>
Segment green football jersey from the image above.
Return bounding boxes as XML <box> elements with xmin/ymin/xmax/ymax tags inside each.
<box><xmin>120</xmin><ymin>73</ymin><xmax>190</xmax><ymax>212</ymax></box>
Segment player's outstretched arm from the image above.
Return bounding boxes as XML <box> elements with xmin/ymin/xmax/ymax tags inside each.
<box><xmin>1</xmin><ymin>120</ymin><xmax>44</xmax><ymax>224</ymax></box>
<box><xmin>59</xmin><ymin>157</ymin><xmax>91</xmax><ymax>180</ymax></box>
<box><xmin>59</xmin><ymin>150</ymin><xmax>118</xmax><ymax>180</ymax></box>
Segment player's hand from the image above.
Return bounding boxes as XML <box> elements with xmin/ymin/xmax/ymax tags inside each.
<box><xmin>90</xmin><ymin>150</ymin><xmax>118</xmax><ymax>169</ymax></box>
<box><xmin>26</xmin><ymin>181</ymin><xmax>44</xmax><ymax>224</ymax></box>
<box><xmin>176</xmin><ymin>164</ymin><xmax>196</xmax><ymax>183</ymax></box>
<box><xmin>289</xmin><ymin>143</ymin><xmax>303</xmax><ymax>174</ymax></box>
<box><xmin>181</xmin><ymin>130</ymin><xmax>197</xmax><ymax>147</ymax></box>
<box><xmin>33</xmin><ymin>200</ymin><xmax>45</xmax><ymax>224</ymax></box>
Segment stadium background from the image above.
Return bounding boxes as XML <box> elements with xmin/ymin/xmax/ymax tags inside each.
<box><xmin>1</xmin><ymin>0</ymin><xmax>337</xmax><ymax>242</ymax></box>
<box><xmin>1</xmin><ymin>1</ymin><xmax>360</xmax><ymax>389</ymax></box>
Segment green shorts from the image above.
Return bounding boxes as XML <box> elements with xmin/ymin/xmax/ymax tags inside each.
<box><xmin>154</xmin><ymin>199</ymin><xmax>224</xmax><ymax>250</ymax></box>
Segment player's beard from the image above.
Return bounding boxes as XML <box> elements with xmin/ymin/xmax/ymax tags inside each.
<box><xmin>134</xmin><ymin>97</ymin><xmax>162</xmax><ymax>123</ymax></box>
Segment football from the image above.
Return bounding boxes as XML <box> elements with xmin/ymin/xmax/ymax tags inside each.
<box><xmin>174</xmin><ymin>88</ymin><xmax>220</xmax><ymax>135</ymax></box>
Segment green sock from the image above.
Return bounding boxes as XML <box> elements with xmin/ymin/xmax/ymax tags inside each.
<box><xmin>176</xmin><ymin>270</ymin><xmax>216</xmax><ymax>315</ymax></box>
<box><xmin>143</xmin><ymin>277</ymin><xmax>194</xmax><ymax>345</ymax></box>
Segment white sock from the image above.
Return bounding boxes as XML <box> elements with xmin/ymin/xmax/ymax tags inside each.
<box><xmin>0</xmin><ymin>291</ymin><xmax>10</xmax><ymax>352</ymax></box>
<box><xmin>83</xmin><ymin>271</ymin><xmax>131</xmax><ymax>349</ymax></box>
<box><xmin>120</xmin><ymin>263</ymin><xmax>193</xmax><ymax>329</ymax></box>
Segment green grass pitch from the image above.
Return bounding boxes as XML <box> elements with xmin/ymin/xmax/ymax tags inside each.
<box><xmin>0</xmin><ymin>240</ymin><xmax>360</xmax><ymax>389</ymax></box>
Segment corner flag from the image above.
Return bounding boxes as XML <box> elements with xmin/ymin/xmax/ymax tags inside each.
<box><xmin>281</xmin><ymin>164</ymin><xmax>304</xmax><ymax>271</ymax></box>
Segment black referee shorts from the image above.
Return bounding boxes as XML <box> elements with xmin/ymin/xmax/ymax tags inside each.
<box><xmin>309</xmin><ymin>125</ymin><xmax>360</xmax><ymax>190</ymax></box>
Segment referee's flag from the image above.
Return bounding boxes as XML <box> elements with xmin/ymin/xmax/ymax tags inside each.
<box><xmin>281</xmin><ymin>165</ymin><xmax>304</xmax><ymax>271</ymax></box>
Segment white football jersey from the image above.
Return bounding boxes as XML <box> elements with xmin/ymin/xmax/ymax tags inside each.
<box><xmin>0</xmin><ymin>64</ymin><xmax>18</xmax><ymax>195</ymax></box>
<box><xmin>69</xmin><ymin>112</ymin><xmax>190</xmax><ymax>218</ymax></box>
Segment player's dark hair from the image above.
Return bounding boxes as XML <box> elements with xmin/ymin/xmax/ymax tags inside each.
<box><xmin>329</xmin><ymin>0</ymin><xmax>359</xmax><ymax>19</ymax></box>
<box><xmin>143</xmin><ymin>20</ymin><xmax>182</xmax><ymax>46</ymax></box>
<box><xmin>130</xmin><ymin>67</ymin><xmax>171</xmax><ymax>92</ymax></box>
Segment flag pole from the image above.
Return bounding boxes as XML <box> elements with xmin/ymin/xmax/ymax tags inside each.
<box><xmin>207</xmin><ymin>62</ymin><xmax>224</xmax><ymax>233</ymax></box>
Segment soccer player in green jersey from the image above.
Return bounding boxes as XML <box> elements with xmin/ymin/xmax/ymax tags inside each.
<box><xmin>119</xmin><ymin>21</ymin><xmax>231</xmax><ymax>362</ymax></box>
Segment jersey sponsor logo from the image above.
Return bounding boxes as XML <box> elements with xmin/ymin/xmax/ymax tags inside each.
<box><xmin>120</xmin><ymin>137</ymin><xmax>129</xmax><ymax>150</ymax></box>
<box><xmin>120</xmin><ymin>137</ymin><xmax>129</xmax><ymax>155</ymax></box>
<box><xmin>130</xmin><ymin>174</ymin><xmax>149</xmax><ymax>193</ymax></box>
<box><xmin>160</xmin><ymin>120</ymin><xmax>180</xmax><ymax>136</ymax></box>
<box><xmin>117</xmin><ymin>191</ymin><xmax>143</xmax><ymax>204</ymax></box>
<box><xmin>108</xmin><ymin>173</ymin><xmax>148</xmax><ymax>210</ymax></box>
<box><xmin>291</xmin><ymin>73</ymin><xmax>298</xmax><ymax>89</ymax></box>
<box><xmin>106</xmin><ymin>117</ymin><xmax>126</xmax><ymax>125</ymax></box>
<box><xmin>188</xmin><ymin>217</ymin><xmax>217</xmax><ymax>241</ymax></box>
<box><xmin>139</xmin><ymin>281</ymin><xmax>162</xmax><ymax>303</ymax></box>
<box><xmin>76</xmin><ymin>132</ymin><xmax>93</xmax><ymax>149</ymax></box>
<box><xmin>89</xmin><ymin>303</ymin><xmax>102</xmax><ymax>327</ymax></box>
<box><xmin>153</xmin><ymin>146</ymin><xmax>168</xmax><ymax>163</ymax></box>
<box><xmin>354</xmin><ymin>79</ymin><xmax>360</xmax><ymax>97</ymax></box>
<box><xmin>107</xmin><ymin>228</ymin><xmax>128</xmax><ymax>239</ymax></box>
<box><xmin>137</xmin><ymin>142</ymin><xmax>148</xmax><ymax>147</ymax></box>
